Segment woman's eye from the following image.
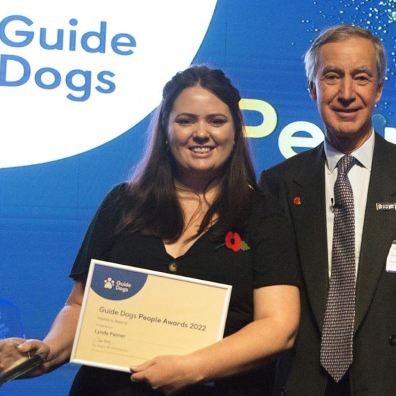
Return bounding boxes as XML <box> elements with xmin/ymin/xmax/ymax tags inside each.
<box><xmin>175</xmin><ymin>117</ymin><xmax>193</xmax><ymax>125</ymax></box>
<box><xmin>210</xmin><ymin>117</ymin><xmax>227</xmax><ymax>126</ymax></box>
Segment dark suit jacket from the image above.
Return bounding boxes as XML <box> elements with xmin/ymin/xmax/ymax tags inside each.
<box><xmin>260</xmin><ymin>133</ymin><xmax>396</xmax><ymax>395</ymax></box>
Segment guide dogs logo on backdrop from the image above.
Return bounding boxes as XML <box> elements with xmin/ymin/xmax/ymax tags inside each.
<box><xmin>0</xmin><ymin>0</ymin><xmax>217</xmax><ymax>168</ymax></box>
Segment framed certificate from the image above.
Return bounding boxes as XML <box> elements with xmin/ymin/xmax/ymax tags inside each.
<box><xmin>70</xmin><ymin>259</ymin><xmax>232</xmax><ymax>372</ymax></box>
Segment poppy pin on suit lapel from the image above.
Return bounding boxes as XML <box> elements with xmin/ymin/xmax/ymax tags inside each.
<box><xmin>293</xmin><ymin>196</ymin><xmax>302</xmax><ymax>205</ymax></box>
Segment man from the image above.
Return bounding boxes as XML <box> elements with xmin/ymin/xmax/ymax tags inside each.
<box><xmin>260</xmin><ymin>25</ymin><xmax>396</xmax><ymax>395</ymax></box>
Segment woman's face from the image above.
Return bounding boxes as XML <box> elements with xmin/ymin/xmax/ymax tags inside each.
<box><xmin>167</xmin><ymin>86</ymin><xmax>235</xmax><ymax>181</ymax></box>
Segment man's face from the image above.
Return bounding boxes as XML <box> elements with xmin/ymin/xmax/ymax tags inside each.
<box><xmin>309</xmin><ymin>36</ymin><xmax>383</xmax><ymax>152</ymax></box>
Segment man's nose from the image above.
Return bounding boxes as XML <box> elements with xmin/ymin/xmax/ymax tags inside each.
<box><xmin>338</xmin><ymin>77</ymin><xmax>356</xmax><ymax>105</ymax></box>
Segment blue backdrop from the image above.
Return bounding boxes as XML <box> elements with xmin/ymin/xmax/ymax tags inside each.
<box><xmin>1</xmin><ymin>1</ymin><xmax>396</xmax><ymax>394</ymax></box>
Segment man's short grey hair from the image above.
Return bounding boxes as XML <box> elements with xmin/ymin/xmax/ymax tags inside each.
<box><xmin>304</xmin><ymin>24</ymin><xmax>387</xmax><ymax>85</ymax></box>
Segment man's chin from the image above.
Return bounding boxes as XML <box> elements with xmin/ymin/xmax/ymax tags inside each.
<box><xmin>327</xmin><ymin>120</ymin><xmax>372</xmax><ymax>138</ymax></box>
<box><xmin>326</xmin><ymin>125</ymin><xmax>373</xmax><ymax>151</ymax></box>
<box><xmin>335</xmin><ymin>129</ymin><xmax>361</xmax><ymax>138</ymax></box>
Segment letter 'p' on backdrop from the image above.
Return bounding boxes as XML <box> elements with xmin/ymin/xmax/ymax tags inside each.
<box><xmin>1</xmin><ymin>1</ymin><xmax>396</xmax><ymax>394</ymax></box>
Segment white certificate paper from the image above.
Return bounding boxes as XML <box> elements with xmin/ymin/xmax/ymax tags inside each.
<box><xmin>70</xmin><ymin>259</ymin><xmax>232</xmax><ymax>372</ymax></box>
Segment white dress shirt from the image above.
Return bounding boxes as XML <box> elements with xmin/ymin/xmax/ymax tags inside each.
<box><xmin>324</xmin><ymin>131</ymin><xmax>375</xmax><ymax>277</ymax></box>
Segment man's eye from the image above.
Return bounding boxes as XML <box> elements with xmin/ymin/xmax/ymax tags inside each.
<box><xmin>355</xmin><ymin>75</ymin><xmax>370</xmax><ymax>84</ymax></box>
<box><xmin>324</xmin><ymin>74</ymin><xmax>339</xmax><ymax>81</ymax></box>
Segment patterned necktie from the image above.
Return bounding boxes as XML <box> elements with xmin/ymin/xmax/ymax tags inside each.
<box><xmin>320</xmin><ymin>154</ymin><xmax>356</xmax><ymax>383</ymax></box>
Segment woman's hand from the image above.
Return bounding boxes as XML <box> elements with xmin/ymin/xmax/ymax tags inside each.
<box><xmin>129</xmin><ymin>285</ymin><xmax>300</xmax><ymax>395</ymax></box>
<box><xmin>15</xmin><ymin>339</ymin><xmax>51</xmax><ymax>376</ymax></box>
<box><xmin>130</xmin><ymin>354</ymin><xmax>203</xmax><ymax>395</ymax></box>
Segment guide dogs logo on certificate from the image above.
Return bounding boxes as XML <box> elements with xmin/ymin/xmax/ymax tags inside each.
<box><xmin>70</xmin><ymin>259</ymin><xmax>232</xmax><ymax>372</ymax></box>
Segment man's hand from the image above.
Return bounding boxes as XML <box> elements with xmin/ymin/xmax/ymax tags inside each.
<box><xmin>0</xmin><ymin>338</ymin><xmax>27</xmax><ymax>372</ymax></box>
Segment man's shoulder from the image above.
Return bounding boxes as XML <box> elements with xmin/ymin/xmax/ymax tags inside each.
<box><xmin>375</xmin><ymin>133</ymin><xmax>396</xmax><ymax>156</ymax></box>
<box><xmin>371</xmin><ymin>133</ymin><xmax>396</xmax><ymax>175</ymax></box>
<box><xmin>261</xmin><ymin>144</ymin><xmax>324</xmax><ymax>180</ymax></box>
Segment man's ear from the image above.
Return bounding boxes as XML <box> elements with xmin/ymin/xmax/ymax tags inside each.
<box><xmin>375</xmin><ymin>82</ymin><xmax>384</xmax><ymax>104</ymax></box>
<box><xmin>308</xmin><ymin>80</ymin><xmax>317</xmax><ymax>100</ymax></box>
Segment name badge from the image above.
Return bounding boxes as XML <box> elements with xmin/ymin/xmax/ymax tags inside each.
<box><xmin>376</xmin><ymin>203</ymin><xmax>396</xmax><ymax>211</ymax></box>
<box><xmin>386</xmin><ymin>240</ymin><xmax>396</xmax><ymax>272</ymax></box>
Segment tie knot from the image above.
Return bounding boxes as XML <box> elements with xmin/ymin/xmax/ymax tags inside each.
<box><xmin>337</xmin><ymin>155</ymin><xmax>355</xmax><ymax>175</ymax></box>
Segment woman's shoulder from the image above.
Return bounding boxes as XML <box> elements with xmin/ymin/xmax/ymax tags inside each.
<box><xmin>106</xmin><ymin>181</ymin><xmax>130</xmax><ymax>197</ymax></box>
<box><xmin>102</xmin><ymin>182</ymin><xmax>131</xmax><ymax>204</ymax></box>
<box><xmin>249</xmin><ymin>189</ymin><xmax>285</xmax><ymax>217</ymax></box>
<box><xmin>246</xmin><ymin>189</ymin><xmax>291</xmax><ymax>238</ymax></box>
<box><xmin>95</xmin><ymin>182</ymin><xmax>133</xmax><ymax>219</ymax></box>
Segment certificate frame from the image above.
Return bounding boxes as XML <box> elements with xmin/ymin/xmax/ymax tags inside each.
<box><xmin>70</xmin><ymin>259</ymin><xmax>232</xmax><ymax>372</ymax></box>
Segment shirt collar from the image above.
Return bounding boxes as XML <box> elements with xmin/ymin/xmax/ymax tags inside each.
<box><xmin>324</xmin><ymin>129</ymin><xmax>375</xmax><ymax>173</ymax></box>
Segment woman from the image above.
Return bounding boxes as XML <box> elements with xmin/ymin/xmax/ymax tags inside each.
<box><xmin>0</xmin><ymin>65</ymin><xmax>299</xmax><ymax>395</ymax></box>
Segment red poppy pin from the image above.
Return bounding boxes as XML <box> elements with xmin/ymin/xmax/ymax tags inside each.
<box><xmin>293</xmin><ymin>196</ymin><xmax>301</xmax><ymax>205</ymax></box>
<box><xmin>225</xmin><ymin>231</ymin><xmax>250</xmax><ymax>252</ymax></box>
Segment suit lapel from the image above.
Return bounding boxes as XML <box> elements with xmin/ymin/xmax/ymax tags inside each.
<box><xmin>292</xmin><ymin>145</ymin><xmax>329</xmax><ymax>330</ymax></box>
<box><xmin>355</xmin><ymin>135</ymin><xmax>396</xmax><ymax>331</ymax></box>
